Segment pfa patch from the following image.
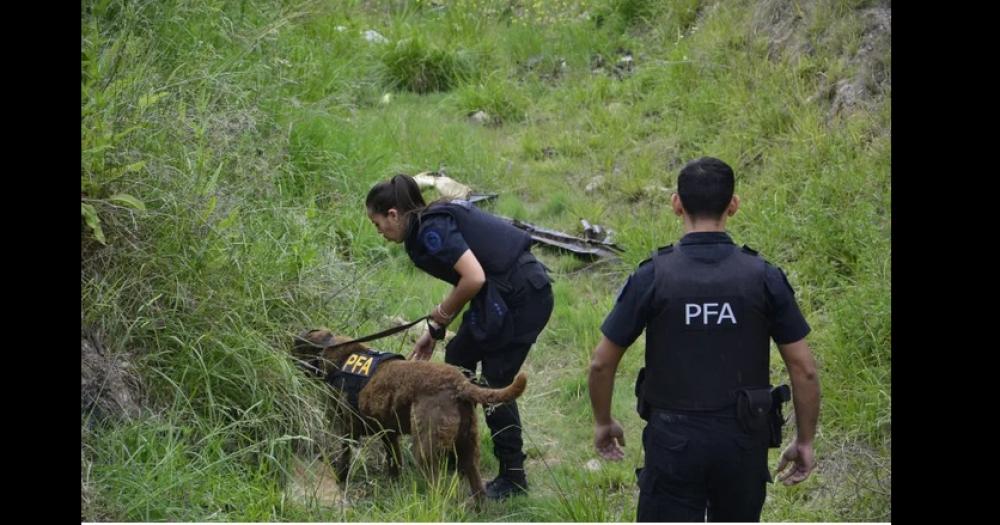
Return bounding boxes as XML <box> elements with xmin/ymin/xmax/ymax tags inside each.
<box><xmin>338</xmin><ymin>350</ymin><xmax>404</xmax><ymax>378</ymax></box>
<box><xmin>677</xmin><ymin>296</ymin><xmax>743</xmax><ymax>332</ymax></box>
<box><xmin>341</xmin><ymin>352</ymin><xmax>376</xmax><ymax>377</ymax></box>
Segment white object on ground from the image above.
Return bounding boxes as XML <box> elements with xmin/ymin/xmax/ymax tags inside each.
<box><xmin>413</xmin><ymin>171</ymin><xmax>472</xmax><ymax>201</ymax></box>
<box><xmin>362</xmin><ymin>30</ymin><xmax>388</xmax><ymax>44</ymax></box>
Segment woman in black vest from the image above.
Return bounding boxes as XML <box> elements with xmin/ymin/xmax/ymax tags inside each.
<box><xmin>365</xmin><ymin>174</ymin><xmax>554</xmax><ymax>499</ymax></box>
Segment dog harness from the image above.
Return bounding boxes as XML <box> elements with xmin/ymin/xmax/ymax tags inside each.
<box><xmin>324</xmin><ymin>349</ymin><xmax>405</xmax><ymax>412</ymax></box>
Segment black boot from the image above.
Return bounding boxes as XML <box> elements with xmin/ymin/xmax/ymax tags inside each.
<box><xmin>485</xmin><ymin>462</ymin><xmax>528</xmax><ymax>500</ymax></box>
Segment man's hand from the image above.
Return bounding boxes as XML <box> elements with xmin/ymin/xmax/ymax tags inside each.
<box><xmin>594</xmin><ymin>419</ymin><xmax>626</xmax><ymax>461</ymax></box>
<box><xmin>589</xmin><ymin>336</ymin><xmax>627</xmax><ymax>461</ymax></box>
<box><xmin>410</xmin><ymin>331</ymin><xmax>435</xmax><ymax>361</ymax></box>
<box><xmin>774</xmin><ymin>438</ymin><xmax>816</xmax><ymax>485</ymax></box>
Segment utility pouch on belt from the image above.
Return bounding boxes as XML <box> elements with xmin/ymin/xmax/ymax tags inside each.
<box><xmin>735</xmin><ymin>387</ymin><xmax>772</xmax><ymax>436</ymax></box>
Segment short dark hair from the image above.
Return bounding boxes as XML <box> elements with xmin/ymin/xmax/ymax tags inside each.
<box><xmin>365</xmin><ymin>174</ymin><xmax>427</xmax><ymax>216</ymax></box>
<box><xmin>677</xmin><ymin>157</ymin><xmax>735</xmax><ymax>219</ymax></box>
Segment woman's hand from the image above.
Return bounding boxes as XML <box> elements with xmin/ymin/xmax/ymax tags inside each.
<box><xmin>410</xmin><ymin>331</ymin><xmax>436</xmax><ymax>361</ymax></box>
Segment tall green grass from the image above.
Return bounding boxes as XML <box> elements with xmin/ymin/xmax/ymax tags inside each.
<box><xmin>82</xmin><ymin>0</ymin><xmax>889</xmax><ymax>520</ymax></box>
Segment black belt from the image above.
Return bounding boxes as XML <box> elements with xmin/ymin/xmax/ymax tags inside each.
<box><xmin>650</xmin><ymin>405</ymin><xmax>737</xmax><ymax>419</ymax></box>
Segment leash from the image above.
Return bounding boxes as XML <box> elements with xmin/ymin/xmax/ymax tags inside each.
<box><xmin>294</xmin><ymin>316</ymin><xmax>446</xmax><ymax>351</ymax></box>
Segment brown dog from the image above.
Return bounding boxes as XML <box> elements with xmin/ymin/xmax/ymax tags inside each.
<box><xmin>292</xmin><ymin>328</ymin><xmax>527</xmax><ymax>499</ymax></box>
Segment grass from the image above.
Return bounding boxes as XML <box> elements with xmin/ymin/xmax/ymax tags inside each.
<box><xmin>82</xmin><ymin>0</ymin><xmax>890</xmax><ymax>521</ymax></box>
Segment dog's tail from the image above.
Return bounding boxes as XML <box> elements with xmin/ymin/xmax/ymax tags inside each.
<box><xmin>456</xmin><ymin>372</ymin><xmax>527</xmax><ymax>404</ymax></box>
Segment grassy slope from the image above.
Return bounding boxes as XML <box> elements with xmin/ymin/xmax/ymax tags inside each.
<box><xmin>82</xmin><ymin>0</ymin><xmax>889</xmax><ymax>521</ymax></box>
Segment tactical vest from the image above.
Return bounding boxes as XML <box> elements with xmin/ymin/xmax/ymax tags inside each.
<box><xmin>404</xmin><ymin>201</ymin><xmax>532</xmax><ymax>285</ymax></box>
<box><xmin>325</xmin><ymin>349</ymin><xmax>404</xmax><ymax>412</ymax></box>
<box><xmin>641</xmin><ymin>243</ymin><xmax>771</xmax><ymax>411</ymax></box>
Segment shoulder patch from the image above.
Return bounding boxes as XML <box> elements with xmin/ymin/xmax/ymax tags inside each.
<box><xmin>422</xmin><ymin>228</ymin><xmax>444</xmax><ymax>253</ymax></box>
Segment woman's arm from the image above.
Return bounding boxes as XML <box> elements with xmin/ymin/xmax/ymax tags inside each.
<box><xmin>430</xmin><ymin>249</ymin><xmax>485</xmax><ymax>325</ymax></box>
<box><xmin>413</xmin><ymin>249</ymin><xmax>485</xmax><ymax>360</ymax></box>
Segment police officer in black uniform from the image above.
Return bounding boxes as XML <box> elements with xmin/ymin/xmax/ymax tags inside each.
<box><xmin>587</xmin><ymin>157</ymin><xmax>821</xmax><ymax>522</ymax></box>
<box><xmin>366</xmin><ymin>174</ymin><xmax>554</xmax><ymax>500</ymax></box>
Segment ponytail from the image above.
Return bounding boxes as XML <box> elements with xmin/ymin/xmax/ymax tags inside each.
<box><xmin>365</xmin><ymin>174</ymin><xmax>427</xmax><ymax>217</ymax></box>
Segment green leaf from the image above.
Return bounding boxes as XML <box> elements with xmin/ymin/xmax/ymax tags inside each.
<box><xmin>99</xmin><ymin>37</ymin><xmax>124</xmax><ymax>77</ymax></box>
<box><xmin>124</xmin><ymin>160</ymin><xmax>146</xmax><ymax>173</ymax></box>
<box><xmin>93</xmin><ymin>0</ymin><xmax>113</xmax><ymax>17</ymax></box>
<box><xmin>202</xmin><ymin>195</ymin><xmax>217</xmax><ymax>221</ymax></box>
<box><xmin>203</xmin><ymin>161</ymin><xmax>224</xmax><ymax>195</ymax></box>
<box><xmin>81</xmin><ymin>203</ymin><xmax>107</xmax><ymax>245</ymax></box>
<box><xmin>113</xmin><ymin>125</ymin><xmax>142</xmax><ymax>142</ymax></box>
<box><xmin>108</xmin><ymin>193</ymin><xmax>146</xmax><ymax>211</ymax></box>
<box><xmin>83</xmin><ymin>143</ymin><xmax>113</xmax><ymax>155</ymax></box>
<box><xmin>139</xmin><ymin>91</ymin><xmax>169</xmax><ymax>111</ymax></box>
<box><xmin>219</xmin><ymin>208</ymin><xmax>240</xmax><ymax>231</ymax></box>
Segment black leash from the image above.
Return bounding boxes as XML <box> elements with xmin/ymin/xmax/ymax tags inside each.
<box><xmin>293</xmin><ymin>316</ymin><xmax>447</xmax><ymax>377</ymax></box>
<box><xmin>295</xmin><ymin>316</ymin><xmax>446</xmax><ymax>351</ymax></box>
<box><xmin>294</xmin><ymin>316</ymin><xmax>427</xmax><ymax>350</ymax></box>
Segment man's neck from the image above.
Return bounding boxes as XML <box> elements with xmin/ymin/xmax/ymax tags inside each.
<box><xmin>682</xmin><ymin>217</ymin><xmax>727</xmax><ymax>234</ymax></box>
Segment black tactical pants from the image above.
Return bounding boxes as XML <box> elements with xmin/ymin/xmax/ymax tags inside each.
<box><xmin>637</xmin><ymin>409</ymin><xmax>772</xmax><ymax>522</ymax></box>
<box><xmin>444</xmin><ymin>277</ymin><xmax>553</xmax><ymax>468</ymax></box>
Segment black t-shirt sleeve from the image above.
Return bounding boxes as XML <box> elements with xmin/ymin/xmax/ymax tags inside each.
<box><xmin>418</xmin><ymin>214</ymin><xmax>470</xmax><ymax>269</ymax></box>
<box><xmin>764</xmin><ymin>263</ymin><xmax>811</xmax><ymax>344</ymax></box>
<box><xmin>600</xmin><ymin>262</ymin><xmax>656</xmax><ymax>348</ymax></box>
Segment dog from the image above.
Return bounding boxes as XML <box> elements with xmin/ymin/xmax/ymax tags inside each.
<box><xmin>292</xmin><ymin>328</ymin><xmax>527</xmax><ymax>499</ymax></box>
